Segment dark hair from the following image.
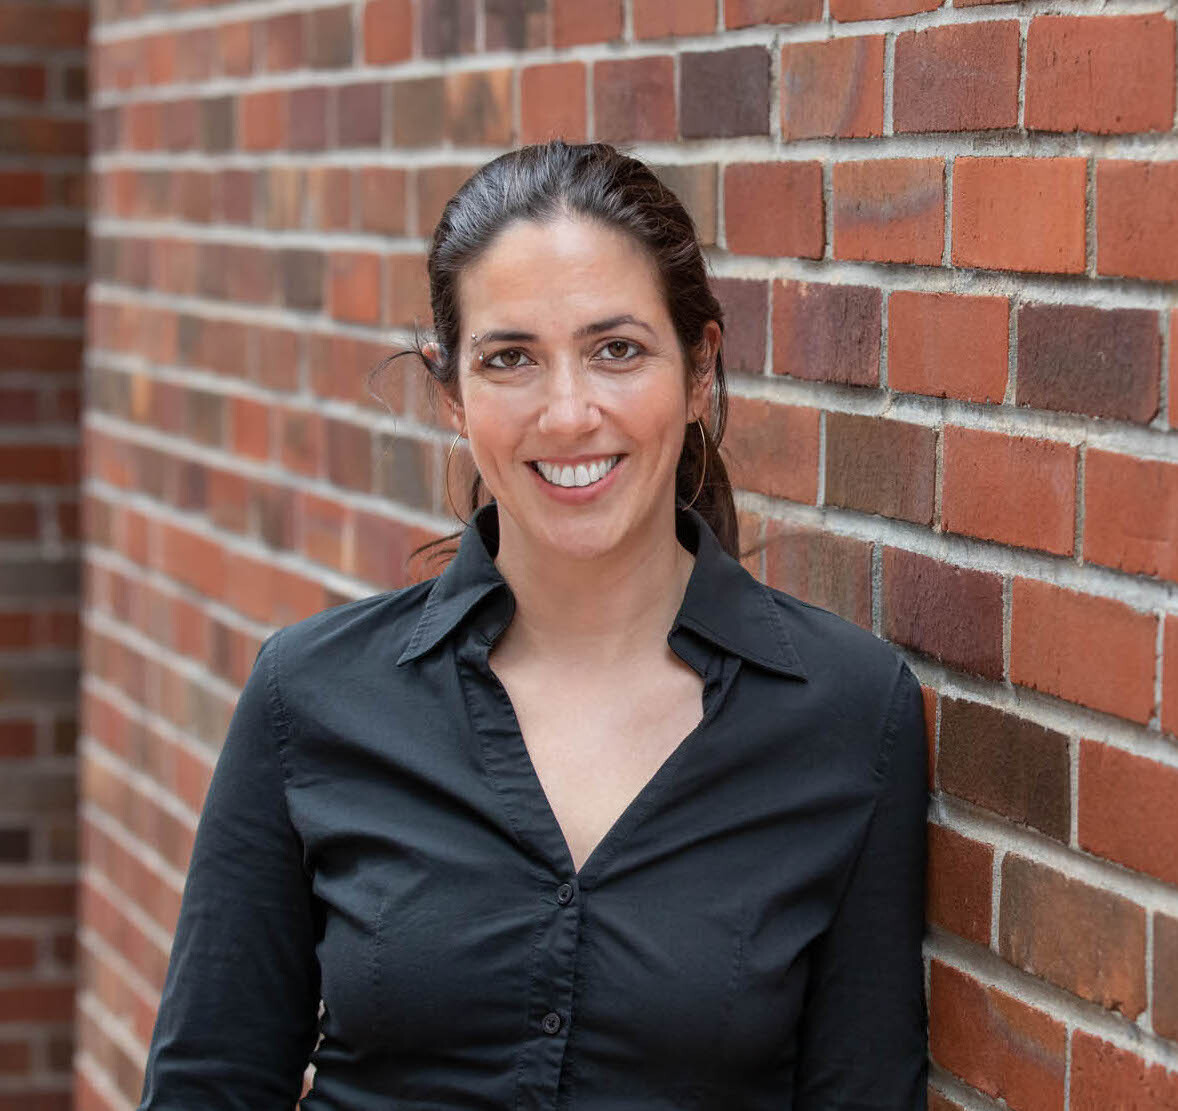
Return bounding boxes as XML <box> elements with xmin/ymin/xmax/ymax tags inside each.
<box><xmin>376</xmin><ymin>139</ymin><xmax>739</xmax><ymax>569</ymax></box>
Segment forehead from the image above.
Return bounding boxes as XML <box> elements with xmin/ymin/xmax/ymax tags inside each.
<box><xmin>457</xmin><ymin>215</ymin><xmax>667</xmax><ymax>331</ymax></box>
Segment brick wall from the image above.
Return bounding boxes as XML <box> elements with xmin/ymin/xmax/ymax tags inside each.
<box><xmin>0</xmin><ymin>0</ymin><xmax>89</xmax><ymax>1107</ymax></box>
<box><xmin>81</xmin><ymin>1</ymin><xmax>1178</xmax><ymax>1109</ymax></box>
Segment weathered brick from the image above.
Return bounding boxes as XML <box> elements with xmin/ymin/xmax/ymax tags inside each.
<box><xmin>772</xmin><ymin>281</ymin><xmax>881</xmax><ymax>386</ymax></box>
<box><xmin>594</xmin><ymin>56</ymin><xmax>676</xmax><ymax>143</ymax></box>
<box><xmin>1016</xmin><ymin>302</ymin><xmax>1160</xmax><ymax>424</ymax></box>
<box><xmin>1165</xmin><ymin>615</ymin><xmax>1178</xmax><ymax>738</ymax></box>
<box><xmin>1097</xmin><ymin>161</ymin><xmax>1178</xmax><ymax>282</ymax></box>
<box><xmin>712</xmin><ymin>278</ymin><xmax>767</xmax><ymax>376</ymax></box>
<box><xmin>1011</xmin><ymin>580</ymin><xmax>1156</xmax><ymax>723</ymax></box>
<box><xmin>307</xmin><ymin>167</ymin><xmax>351</xmax><ymax>231</ymax></box>
<box><xmin>1071</xmin><ymin>1031</ymin><xmax>1178</xmax><ymax>1111</ymax></box>
<box><xmin>553</xmin><ymin>0</ymin><xmax>621</xmax><ymax>46</ymax></box>
<box><xmin>727</xmin><ymin>0</ymin><xmax>820</xmax><ymax>26</ymax></box>
<box><xmin>634</xmin><ymin>0</ymin><xmax>715</xmax><ymax>38</ymax></box>
<box><xmin>763</xmin><ymin>521</ymin><xmax>872</xmax><ymax>629</ymax></box>
<box><xmin>781</xmin><ymin>37</ymin><xmax>884</xmax><ymax>141</ymax></box>
<box><xmin>279</xmin><ymin>250</ymin><xmax>325</xmax><ymax>311</ymax></box>
<box><xmin>825</xmin><ymin>413</ymin><xmax>936</xmax><ymax>525</ymax></box>
<box><xmin>832</xmin><ymin>159</ymin><xmax>944</xmax><ymax>265</ymax></box>
<box><xmin>337</xmin><ymin>83</ymin><xmax>384</xmax><ymax>148</ymax></box>
<box><xmin>1025</xmin><ymin>15</ymin><xmax>1175</xmax><ymax>135</ymax></box>
<box><xmin>365</xmin><ymin>0</ymin><xmax>414</xmax><ymax>63</ymax></box>
<box><xmin>927</xmin><ymin>824</ymin><xmax>992</xmax><ymax>946</ymax></box>
<box><xmin>952</xmin><ymin>157</ymin><xmax>1086</xmax><ymax>274</ymax></box>
<box><xmin>894</xmin><ymin>21</ymin><xmax>1020</xmax><ymax>133</ymax></box>
<box><xmin>486</xmin><ymin>0</ymin><xmax>550</xmax><ymax>50</ymax></box>
<box><xmin>724</xmin><ymin>162</ymin><xmax>823</xmax><ymax>259</ymax></box>
<box><xmin>289</xmin><ymin>87</ymin><xmax>328</xmax><ymax>151</ymax></box>
<box><xmin>1084</xmin><ymin>450</ymin><xmax>1178</xmax><ymax>583</ymax></box>
<box><xmin>723</xmin><ymin>397</ymin><xmax>819</xmax><ymax>504</ymax></box>
<box><xmin>357</xmin><ymin>168</ymin><xmax>407</xmax><ymax>236</ymax></box>
<box><xmin>1001</xmin><ymin>854</ymin><xmax>1146</xmax><ymax>1018</ymax></box>
<box><xmin>652</xmin><ymin>164</ymin><xmax>717</xmax><ymax>246</ymax></box>
<box><xmin>882</xmin><ymin>549</ymin><xmax>1004</xmax><ymax>679</ymax></box>
<box><xmin>420</xmin><ymin>0</ymin><xmax>476</xmax><ymax>56</ymax></box>
<box><xmin>680</xmin><ymin>47</ymin><xmax>770</xmax><ymax>139</ymax></box>
<box><xmin>1156</xmin><ymin>912</ymin><xmax>1178</xmax><ymax>1042</ymax></box>
<box><xmin>258</xmin><ymin>167</ymin><xmax>304</xmax><ymax>230</ymax></box>
<box><xmin>393</xmin><ymin>77</ymin><xmax>445</xmax><ymax>148</ymax></box>
<box><xmin>415</xmin><ymin>165</ymin><xmax>472</xmax><ymax>238</ymax></box>
<box><xmin>521</xmin><ymin>62</ymin><xmax>586</xmax><ymax>144</ymax></box>
<box><xmin>939</xmin><ymin>698</ymin><xmax>1069</xmax><ymax>840</ymax></box>
<box><xmin>329</xmin><ymin>252</ymin><xmax>382</xmax><ymax>326</ymax></box>
<box><xmin>261</xmin><ymin>12</ymin><xmax>304</xmax><ymax>71</ymax></box>
<box><xmin>929</xmin><ymin>961</ymin><xmax>1066</xmax><ymax>1111</ymax></box>
<box><xmin>942</xmin><ymin>427</ymin><xmax>1075</xmax><ymax>555</ymax></box>
<box><xmin>308</xmin><ymin>5</ymin><xmax>354</xmax><ymax>68</ymax></box>
<box><xmin>446</xmin><ymin>69</ymin><xmax>513</xmax><ymax>146</ymax></box>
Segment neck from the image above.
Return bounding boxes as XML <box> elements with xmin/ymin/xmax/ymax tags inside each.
<box><xmin>490</xmin><ymin>500</ymin><xmax>696</xmax><ymax>670</ymax></box>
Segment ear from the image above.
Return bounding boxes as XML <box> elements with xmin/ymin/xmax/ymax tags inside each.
<box><xmin>423</xmin><ymin>342</ymin><xmax>466</xmax><ymax>434</ymax></box>
<box><xmin>689</xmin><ymin>320</ymin><xmax>721</xmax><ymax>423</ymax></box>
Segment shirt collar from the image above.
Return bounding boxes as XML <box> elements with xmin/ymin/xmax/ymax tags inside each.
<box><xmin>395</xmin><ymin>501</ymin><xmax>807</xmax><ymax>680</ymax></box>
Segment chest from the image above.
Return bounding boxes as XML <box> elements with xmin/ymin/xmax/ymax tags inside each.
<box><xmin>488</xmin><ymin>647</ymin><xmax>707</xmax><ymax>874</ymax></box>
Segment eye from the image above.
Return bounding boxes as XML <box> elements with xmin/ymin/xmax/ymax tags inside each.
<box><xmin>484</xmin><ymin>348</ymin><xmax>534</xmax><ymax>369</ymax></box>
<box><xmin>598</xmin><ymin>339</ymin><xmax>641</xmax><ymax>361</ymax></box>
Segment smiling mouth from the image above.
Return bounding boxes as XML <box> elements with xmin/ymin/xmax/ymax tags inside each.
<box><xmin>529</xmin><ymin>456</ymin><xmax>622</xmax><ymax>488</ymax></box>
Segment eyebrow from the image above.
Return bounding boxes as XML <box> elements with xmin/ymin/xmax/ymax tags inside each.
<box><xmin>473</xmin><ymin>315</ymin><xmax>657</xmax><ymax>346</ymax></box>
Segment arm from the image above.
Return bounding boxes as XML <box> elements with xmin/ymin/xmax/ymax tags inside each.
<box><xmin>794</xmin><ymin>661</ymin><xmax>930</xmax><ymax>1111</ymax></box>
<box><xmin>138</xmin><ymin>630</ymin><xmax>322</xmax><ymax>1110</ymax></box>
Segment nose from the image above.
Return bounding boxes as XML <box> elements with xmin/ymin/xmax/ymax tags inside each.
<box><xmin>536</xmin><ymin>355</ymin><xmax>602</xmax><ymax>438</ymax></box>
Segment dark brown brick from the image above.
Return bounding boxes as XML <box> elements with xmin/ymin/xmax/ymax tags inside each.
<box><xmin>279</xmin><ymin>250</ymin><xmax>325</xmax><ymax>311</ymax></box>
<box><xmin>594</xmin><ymin>56</ymin><xmax>676</xmax><ymax>143</ymax></box>
<box><xmin>882</xmin><ymin>548</ymin><xmax>1004</xmax><ymax>679</ymax></box>
<box><xmin>680</xmin><ymin>46</ymin><xmax>770</xmax><ymax>138</ymax></box>
<box><xmin>289</xmin><ymin>87</ymin><xmax>328</xmax><ymax>151</ymax></box>
<box><xmin>394</xmin><ymin>77</ymin><xmax>445</xmax><ymax>148</ymax></box>
<box><xmin>763</xmin><ymin>521</ymin><xmax>872</xmax><ymax>629</ymax></box>
<box><xmin>308</xmin><ymin>5</ymin><xmax>354</xmax><ymax>68</ymax></box>
<box><xmin>445</xmin><ymin>69</ymin><xmax>513</xmax><ymax>146</ymax></box>
<box><xmin>927</xmin><ymin>824</ymin><xmax>992</xmax><ymax>947</ymax></box>
<box><xmin>375</xmin><ymin>433</ymin><xmax>434</xmax><ymax>511</ymax></box>
<box><xmin>337</xmin><ymin>83</ymin><xmax>384</xmax><ymax>147</ymax></box>
<box><xmin>1016</xmin><ymin>302</ymin><xmax>1160</xmax><ymax>424</ymax></box>
<box><xmin>1000</xmin><ymin>854</ymin><xmax>1146</xmax><ymax>1019</ymax></box>
<box><xmin>825</xmin><ymin>412</ymin><xmax>936</xmax><ymax>525</ymax></box>
<box><xmin>421</xmin><ymin>0</ymin><xmax>478</xmax><ymax>55</ymax></box>
<box><xmin>772</xmin><ymin>280</ymin><xmax>881</xmax><ymax>386</ymax></box>
<box><xmin>713</xmin><ymin>278</ymin><xmax>767</xmax><ymax>376</ymax></box>
<box><xmin>200</xmin><ymin>96</ymin><xmax>234</xmax><ymax>152</ymax></box>
<box><xmin>1156</xmin><ymin>913</ymin><xmax>1178</xmax><ymax>1042</ymax></box>
<box><xmin>0</xmin><ymin>226</ymin><xmax>85</xmax><ymax>265</ymax></box>
<box><xmin>486</xmin><ymin>0</ymin><xmax>550</xmax><ymax>50</ymax></box>
<box><xmin>939</xmin><ymin>698</ymin><xmax>1070</xmax><ymax>840</ymax></box>
<box><xmin>325</xmin><ymin>419</ymin><xmax>372</xmax><ymax>491</ymax></box>
<box><xmin>894</xmin><ymin>21</ymin><xmax>1020</xmax><ymax>133</ymax></box>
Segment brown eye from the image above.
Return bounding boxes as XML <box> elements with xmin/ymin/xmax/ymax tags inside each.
<box><xmin>602</xmin><ymin>340</ymin><xmax>638</xmax><ymax>360</ymax></box>
<box><xmin>485</xmin><ymin>348</ymin><xmax>530</xmax><ymax>369</ymax></box>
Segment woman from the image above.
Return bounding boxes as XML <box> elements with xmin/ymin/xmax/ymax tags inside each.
<box><xmin>138</xmin><ymin>141</ymin><xmax>929</xmax><ymax>1110</ymax></box>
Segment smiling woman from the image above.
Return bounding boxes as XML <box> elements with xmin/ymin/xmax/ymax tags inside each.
<box><xmin>137</xmin><ymin>141</ymin><xmax>929</xmax><ymax>1111</ymax></box>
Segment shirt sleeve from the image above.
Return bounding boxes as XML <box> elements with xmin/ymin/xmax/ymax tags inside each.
<box><xmin>793</xmin><ymin>660</ymin><xmax>930</xmax><ymax>1111</ymax></box>
<box><xmin>138</xmin><ymin>629</ymin><xmax>322</xmax><ymax>1111</ymax></box>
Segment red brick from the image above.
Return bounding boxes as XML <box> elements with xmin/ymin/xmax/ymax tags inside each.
<box><xmin>952</xmin><ymin>158</ymin><xmax>1087</xmax><ymax>274</ymax></box>
<box><xmin>1071</xmin><ymin>1031</ymin><xmax>1178</xmax><ymax>1111</ymax></box>
<box><xmin>1079</xmin><ymin>740</ymin><xmax>1178</xmax><ymax>887</ymax></box>
<box><xmin>444</xmin><ymin>69</ymin><xmax>513</xmax><ymax>146</ymax></box>
<box><xmin>780</xmin><ymin>37</ymin><xmax>884</xmax><ymax>141</ymax></box>
<box><xmin>939</xmin><ymin>698</ymin><xmax>1070</xmax><ymax>841</ymax></box>
<box><xmin>1097</xmin><ymin>161</ymin><xmax>1178</xmax><ymax>282</ymax></box>
<box><xmin>0</xmin><ymin>3</ymin><xmax>88</xmax><ymax>48</ymax></box>
<box><xmin>727</xmin><ymin>0</ymin><xmax>820</xmax><ymax>27</ymax></box>
<box><xmin>772</xmin><ymin>280</ymin><xmax>881</xmax><ymax>387</ymax></box>
<box><xmin>308</xmin><ymin>5</ymin><xmax>354</xmax><ymax>68</ymax></box>
<box><xmin>521</xmin><ymin>62</ymin><xmax>586</xmax><ymax>144</ymax></box>
<box><xmin>825</xmin><ymin>413</ymin><xmax>935</xmax><ymax>525</ymax></box>
<box><xmin>724</xmin><ymin>162</ymin><xmax>823</xmax><ymax>259</ymax></box>
<box><xmin>329</xmin><ymin>252</ymin><xmax>383</xmax><ymax>326</ymax></box>
<box><xmin>832</xmin><ymin>0</ymin><xmax>938</xmax><ymax>19</ymax></box>
<box><xmin>337</xmin><ymin>82</ymin><xmax>384</xmax><ymax>148</ymax></box>
<box><xmin>1017</xmin><ymin>302</ymin><xmax>1160</xmax><ymax>424</ymax></box>
<box><xmin>894</xmin><ymin>21</ymin><xmax>1020</xmax><ymax>133</ymax></box>
<box><xmin>888</xmin><ymin>291</ymin><xmax>1008</xmax><ymax>403</ymax></box>
<box><xmin>832</xmin><ymin>159</ymin><xmax>944</xmax><ymax>265</ymax></box>
<box><xmin>387</xmin><ymin>253</ymin><xmax>431</xmax><ymax>329</ymax></box>
<box><xmin>145</xmin><ymin>33</ymin><xmax>176</xmax><ymax>85</ymax></box>
<box><xmin>326</xmin><ymin>419</ymin><xmax>373</xmax><ymax>492</ymax></box>
<box><xmin>0</xmin><ymin>171</ymin><xmax>43</xmax><ymax>208</ymax></box>
<box><xmin>883</xmin><ymin>549</ymin><xmax>1004</xmax><ymax>679</ymax></box>
<box><xmin>942</xmin><ymin>427</ymin><xmax>1075</xmax><ymax>555</ymax></box>
<box><xmin>289</xmin><ymin>87</ymin><xmax>328</xmax><ymax>151</ymax></box>
<box><xmin>1171</xmin><ymin>308</ymin><xmax>1177</xmax><ymax>428</ymax></box>
<box><xmin>261</xmin><ymin>12</ymin><xmax>304</xmax><ymax>71</ymax></box>
<box><xmin>1084</xmin><ymin>450</ymin><xmax>1178</xmax><ymax>583</ymax></box>
<box><xmin>1011</xmin><ymin>581</ymin><xmax>1155</xmax><ymax>723</ymax></box>
<box><xmin>763</xmin><ymin>520</ymin><xmax>872</xmax><ymax>629</ymax></box>
<box><xmin>712</xmin><ymin>278</ymin><xmax>767</xmax><ymax>376</ymax></box>
<box><xmin>553</xmin><ymin>0</ymin><xmax>621</xmax><ymax>47</ymax></box>
<box><xmin>1026</xmin><ymin>15</ymin><xmax>1175</xmax><ymax>136</ymax></box>
<box><xmin>723</xmin><ymin>396</ymin><xmax>819</xmax><ymax>504</ymax></box>
<box><xmin>681</xmin><ymin>47</ymin><xmax>770</xmax><ymax>139</ymax></box>
<box><xmin>634</xmin><ymin>0</ymin><xmax>716</xmax><ymax>38</ymax></box>
<box><xmin>999</xmin><ymin>853</ymin><xmax>1146</xmax><ymax>1018</ymax></box>
<box><xmin>357</xmin><ymin>168</ymin><xmax>407</xmax><ymax>236</ymax></box>
<box><xmin>364</xmin><ymin>0</ymin><xmax>413</xmax><ymax>64</ymax></box>
<box><xmin>217</xmin><ymin>20</ymin><xmax>254</xmax><ymax>77</ymax></box>
<box><xmin>0</xmin><ymin>282</ymin><xmax>41</xmax><ymax>317</ymax></box>
<box><xmin>1156</xmin><ymin>912</ymin><xmax>1178</xmax><ymax>1042</ymax></box>
<box><xmin>927</xmin><ymin>824</ymin><xmax>992</xmax><ymax>946</ymax></box>
<box><xmin>307</xmin><ymin>167</ymin><xmax>350</xmax><ymax>231</ymax></box>
<box><xmin>928</xmin><ymin>961</ymin><xmax>1066</xmax><ymax>1110</ymax></box>
<box><xmin>1165</xmin><ymin>615</ymin><xmax>1178</xmax><ymax>738</ymax></box>
<box><xmin>238</xmin><ymin>90</ymin><xmax>286</xmax><ymax>151</ymax></box>
<box><xmin>415</xmin><ymin>165</ymin><xmax>473</xmax><ymax>238</ymax></box>
<box><xmin>594</xmin><ymin>56</ymin><xmax>676</xmax><ymax>143</ymax></box>
<box><xmin>0</xmin><ymin>63</ymin><xmax>45</xmax><ymax>101</ymax></box>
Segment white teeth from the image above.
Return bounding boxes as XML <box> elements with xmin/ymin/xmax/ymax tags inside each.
<box><xmin>535</xmin><ymin>455</ymin><xmax>619</xmax><ymax>488</ymax></box>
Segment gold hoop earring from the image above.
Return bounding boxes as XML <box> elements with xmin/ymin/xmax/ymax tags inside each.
<box><xmin>444</xmin><ymin>433</ymin><xmax>471</xmax><ymax>527</ymax></box>
<box><xmin>682</xmin><ymin>419</ymin><xmax>707</xmax><ymax>510</ymax></box>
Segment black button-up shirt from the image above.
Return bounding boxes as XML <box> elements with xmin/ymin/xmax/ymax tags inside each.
<box><xmin>138</xmin><ymin>501</ymin><xmax>929</xmax><ymax>1111</ymax></box>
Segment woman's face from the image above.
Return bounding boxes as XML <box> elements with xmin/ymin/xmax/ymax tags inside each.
<box><xmin>444</xmin><ymin>214</ymin><xmax>717</xmax><ymax>564</ymax></box>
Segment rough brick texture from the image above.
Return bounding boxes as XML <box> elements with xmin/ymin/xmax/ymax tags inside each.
<box><xmin>76</xmin><ymin>1</ymin><xmax>1178</xmax><ymax>1108</ymax></box>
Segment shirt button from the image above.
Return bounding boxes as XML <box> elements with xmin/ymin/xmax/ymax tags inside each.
<box><xmin>556</xmin><ymin>883</ymin><xmax>574</xmax><ymax>905</ymax></box>
<box><xmin>542</xmin><ymin>1011</ymin><xmax>562</xmax><ymax>1035</ymax></box>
